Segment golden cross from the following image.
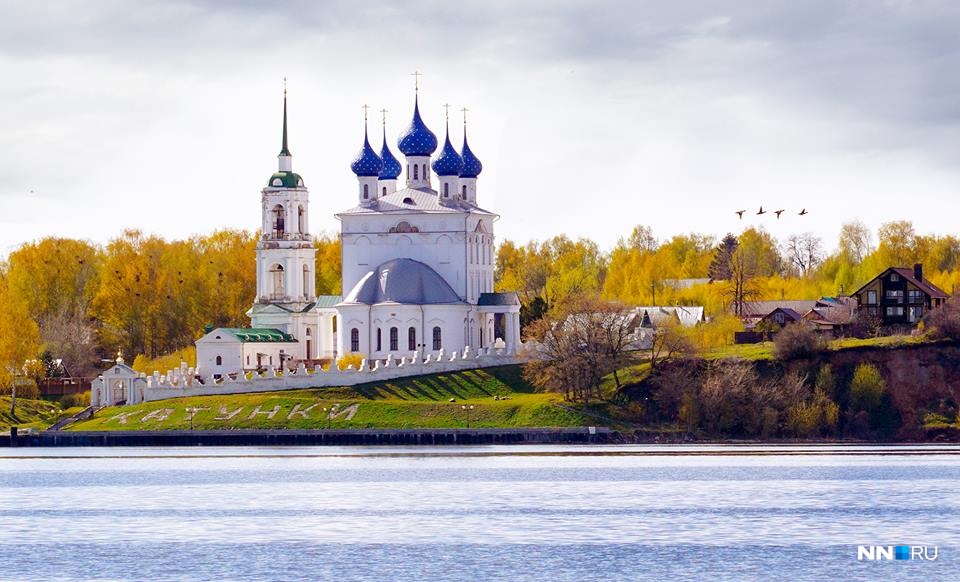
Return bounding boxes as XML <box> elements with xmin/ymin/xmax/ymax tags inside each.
<box><xmin>380</xmin><ymin>108</ymin><xmax>388</xmax><ymax>127</ymax></box>
<box><xmin>283</xmin><ymin>77</ymin><xmax>287</xmax><ymax>97</ymax></box>
<box><xmin>442</xmin><ymin>103</ymin><xmax>451</xmax><ymax>122</ymax></box>
<box><xmin>361</xmin><ymin>104</ymin><xmax>370</xmax><ymax>122</ymax></box>
<box><xmin>461</xmin><ymin>106</ymin><xmax>469</xmax><ymax>127</ymax></box>
<box><xmin>411</xmin><ymin>70</ymin><xmax>423</xmax><ymax>92</ymax></box>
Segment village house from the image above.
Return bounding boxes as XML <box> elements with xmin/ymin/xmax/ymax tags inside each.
<box><xmin>852</xmin><ymin>263</ymin><xmax>949</xmax><ymax>327</ymax></box>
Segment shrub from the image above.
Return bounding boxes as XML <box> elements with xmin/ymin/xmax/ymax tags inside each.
<box><xmin>60</xmin><ymin>392</ymin><xmax>91</xmax><ymax>408</ymax></box>
<box><xmin>337</xmin><ymin>353</ymin><xmax>365</xmax><ymax>371</ymax></box>
<box><xmin>848</xmin><ymin>363</ymin><xmax>885</xmax><ymax>414</ymax></box>
<box><xmin>773</xmin><ymin>322</ymin><xmax>826</xmax><ymax>360</ymax></box>
<box><xmin>922</xmin><ymin>297</ymin><xmax>960</xmax><ymax>340</ymax></box>
<box><xmin>814</xmin><ymin>364</ymin><xmax>836</xmax><ymax>399</ymax></box>
<box><xmin>2</xmin><ymin>380</ymin><xmax>40</xmax><ymax>400</ymax></box>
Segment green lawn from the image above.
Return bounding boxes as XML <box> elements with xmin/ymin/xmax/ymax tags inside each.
<box><xmin>0</xmin><ymin>398</ymin><xmax>83</xmax><ymax>431</ymax></box>
<box><xmin>69</xmin><ymin>366</ymin><xmax>591</xmax><ymax>431</ymax></box>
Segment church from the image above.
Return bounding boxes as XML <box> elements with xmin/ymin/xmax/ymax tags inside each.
<box><xmin>195</xmin><ymin>85</ymin><xmax>522</xmax><ymax>376</ymax></box>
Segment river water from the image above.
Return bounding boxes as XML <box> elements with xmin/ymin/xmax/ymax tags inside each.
<box><xmin>1</xmin><ymin>445</ymin><xmax>958</xmax><ymax>581</ymax></box>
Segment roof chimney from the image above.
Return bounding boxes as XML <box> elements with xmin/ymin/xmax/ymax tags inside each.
<box><xmin>914</xmin><ymin>263</ymin><xmax>923</xmax><ymax>282</ymax></box>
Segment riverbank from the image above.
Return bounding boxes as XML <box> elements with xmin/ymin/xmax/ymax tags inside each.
<box><xmin>2</xmin><ymin>427</ymin><xmax>612</xmax><ymax>447</ymax></box>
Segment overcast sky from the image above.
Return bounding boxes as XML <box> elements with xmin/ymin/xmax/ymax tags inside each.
<box><xmin>2</xmin><ymin>0</ymin><xmax>959</xmax><ymax>256</ymax></box>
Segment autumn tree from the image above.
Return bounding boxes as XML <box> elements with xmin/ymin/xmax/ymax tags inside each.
<box><xmin>838</xmin><ymin>221</ymin><xmax>873</xmax><ymax>263</ymax></box>
<box><xmin>523</xmin><ymin>295</ymin><xmax>637</xmax><ymax>402</ymax></box>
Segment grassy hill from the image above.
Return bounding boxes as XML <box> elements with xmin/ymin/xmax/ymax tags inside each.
<box><xmin>69</xmin><ymin>366</ymin><xmax>592</xmax><ymax>431</ymax></box>
<box><xmin>0</xmin><ymin>398</ymin><xmax>84</xmax><ymax>431</ymax></box>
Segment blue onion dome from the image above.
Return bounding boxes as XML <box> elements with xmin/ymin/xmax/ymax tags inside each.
<box><xmin>459</xmin><ymin>130</ymin><xmax>482</xmax><ymax>178</ymax></box>
<box><xmin>379</xmin><ymin>128</ymin><xmax>402</xmax><ymax>180</ymax></box>
<box><xmin>397</xmin><ymin>96</ymin><xmax>438</xmax><ymax>156</ymax></box>
<box><xmin>431</xmin><ymin>129</ymin><xmax>463</xmax><ymax>177</ymax></box>
<box><xmin>350</xmin><ymin>129</ymin><xmax>383</xmax><ymax>177</ymax></box>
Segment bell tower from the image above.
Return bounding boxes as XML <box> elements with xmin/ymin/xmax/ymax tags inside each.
<box><xmin>254</xmin><ymin>84</ymin><xmax>317</xmax><ymax>313</ymax></box>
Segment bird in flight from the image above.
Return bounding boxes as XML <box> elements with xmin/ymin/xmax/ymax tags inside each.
<box><xmin>756</xmin><ymin>206</ymin><xmax>766</xmax><ymax>215</ymax></box>
<box><xmin>735</xmin><ymin>210</ymin><xmax>745</xmax><ymax>219</ymax></box>
<box><xmin>799</xmin><ymin>208</ymin><xmax>808</xmax><ymax>216</ymax></box>
<box><xmin>774</xmin><ymin>209</ymin><xmax>785</xmax><ymax>219</ymax></box>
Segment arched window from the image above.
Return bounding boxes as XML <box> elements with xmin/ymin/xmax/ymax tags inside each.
<box><xmin>332</xmin><ymin>315</ymin><xmax>337</xmax><ymax>334</ymax></box>
<box><xmin>350</xmin><ymin>328</ymin><xmax>359</xmax><ymax>352</ymax></box>
<box><xmin>422</xmin><ymin>164</ymin><xmax>427</xmax><ymax>178</ymax></box>
<box><xmin>408</xmin><ymin>327</ymin><xmax>416</xmax><ymax>351</ymax></box>
<box><xmin>376</xmin><ymin>328</ymin><xmax>382</xmax><ymax>351</ymax></box>
<box><xmin>298</xmin><ymin>205</ymin><xmax>305</xmax><ymax>233</ymax></box>
<box><xmin>389</xmin><ymin>327</ymin><xmax>398</xmax><ymax>351</ymax></box>
<box><xmin>302</xmin><ymin>265</ymin><xmax>310</xmax><ymax>299</ymax></box>
<box><xmin>413</xmin><ymin>165</ymin><xmax>419</xmax><ymax>180</ymax></box>
<box><xmin>462</xmin><ymin>184</ymin><xmax>467</xmax><ymax>197</ymax></box>
<box><xmin>382</xmin><ymin>186</ymin><xmax>387</xmax><ymax>196</ymax></box>
<box><xmin>305</xmin><ymin>327</ymin><xmax>311</xmax><ymax>336</ymax></box>
<box><xmin>215</xmin><ymin>355</ymin><xmax>222</xmax><ymax>366</ymax></box>
<box><xmin>432</xmin><ymin>326</ymin><xmax>442</xmax><ymax>351</ymax></box>
<box><xmin>363</xmin><ymin>184</ymin><xmax>369</xmax><ymax>199</ymax></box>
<box><xmin>270</xmin><ymin>264</ymin><xmax>284</xmax><ymax>299</ymax></box>
<box><xmin>272</xmin><ymin>204</ymin><xmax>285</xmax><ymax>237</ymax></box>
<box><xmin>443</xmin><ymin>183</ymin><xmax>449</xmax><ymax>197</ymax></box>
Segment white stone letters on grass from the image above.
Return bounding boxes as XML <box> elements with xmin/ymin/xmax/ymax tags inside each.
<box><xmin>139</xmin><ymin>408</ymin><xmax>174</xmax><ymax>423</ymax></box>
<box><xmin>287</xmin><ymin>403</ymin><xmax>319</xmax><ymax>420</ymax></box>
<box><xmin>215</xmin><ymin>406</ymin><xmax>243</xmax><ymax>420</ymax></box>
<box><xmin>247</xmin><ymin>405</ymin><xmax>281</xmax><ymax>420</ymax></box>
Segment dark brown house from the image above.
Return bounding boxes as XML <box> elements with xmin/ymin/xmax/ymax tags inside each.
<box><xmin>853</xmin><ymin>263</ymin><xmax>949</xmax><ymax>326</ymax></box>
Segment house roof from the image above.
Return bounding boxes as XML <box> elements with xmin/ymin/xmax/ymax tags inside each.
<box><xmin>478</xmin><ymin>292</ymin><xmax>520</xmax><ymax>306</ymax></box>
<box><xmin>313</xmin><ymin>295</ymin><xmax>342</xmax><ymax>309</ymax></box>
<box><xmin>851</xmin><ymin>267</ymin><xmax>949</xmax><ymax>299</ymax></box>
<box><xmin>336</xmin><ymin>187</ymin><xmax>497</xmax><ymax>217</ymax></box>
<box><xmin>632</xmin><ymin>306</ymin><xmax>704</xmax><ymax>328</ymax></box>
<box><xmin>740</xmin><ymin>300</ymin><xmax>819</xmax><ymax>317</ymax></box>
<box><xmin>215</xmin><ymin>328</ymin><xmax>297</xmax><ymax>343</ymax></box>
<box><xmin>761</xmin><ymin>307</ymin><xmax>803</xmax><ymax>322</ymax></box>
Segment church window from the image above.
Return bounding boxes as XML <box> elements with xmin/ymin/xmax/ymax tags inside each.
<box><xmin>444</xmin><ymin>183</ymin><xmax>449</xmax><ymax>198</ymax></box>
<box><xmin>376</xmin><ymin>328</ymin><xmax>382</xmax><ymax>351</ymax></box>
<box><xmin>408</xmin><ymin>327</ymin><xmax>416</xmax><ymax>351</ymax></box>
<box><xmin>414</xmin><ymin>165</ymin><xmax>419</xmax><ymax>180</ymax></box>
<box><xmin>246</xmin><ymin>355</ymin><xmax>250</xmax><ymax>366</ymax></box>
<box><xmin>363</xmin><ymin>184</ymin><xmax>369</xmax><ymax>199</ymax></box>
<box><xmin>270</xmin><ymin>264</ymin><xmax>284</xmax><ymax>299</ymax></box>
<box><xmin>382</xmin><ymin>186</ymin><xmax>387</xmax><ymax>196</ymax></box>
<box><xmin>350</xmin><ymin>328</ymin><xmax>359</xmax><ymax>352</ymax></box>
<box><xmin>298</xmin><ymin>205</ymin><xmax>305</xmax><ymax>233</ymax></box>
<box><xmin>432</xmin><ymin>326</ymin><xmax>442</xmax><ymax>351</ymax></box>
<box><xmin>303</xmin><ymin>265</ymin><xmax>310</xmax><ymax>299</ymax></box>
<box><xmin>305</xmin><ymin>327</ymin><xmax>311</xmax><ymax>336</ymax></box>
<box><xmin>332</xmin><ymin>316</ymin><xmax>337</xmax><ymax>333</ymax></box>
<box><xmin>390</xmin><ymin>327</ymin><xmax>398</xmax><ymax>351</ymax></box>
<box><xmin>462</xmin><ymin>185</ymin><xmax>467</xmax><ymax>197</ymax></box>
<box><xmin>215</xmin><ymin>356</ymin><xmax>222</xmax><ymax>366</ymax></box>
<box><xmin>272</xmin><ymin>205</ymin><xmax>285</xmax><ymax>237</ymax></box>
<box><xmin>422</xmin><ymin>164</ymin><xmax>427</xmax><ymax>178</ymax></box>
<box><xmin>402</xmin><ymin>197</ymin><xmax>415</xmax><ymax>205</ymax></box>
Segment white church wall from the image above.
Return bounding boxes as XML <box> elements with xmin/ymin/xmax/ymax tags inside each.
<box><xmin>136</xmin><ymin>348</ymin><xmax>526</xmax><ymax>405</ymax></box>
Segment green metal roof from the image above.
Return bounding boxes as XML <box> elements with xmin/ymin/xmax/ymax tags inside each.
<box><xmin>267</xmin><ymin>171</ymin><xmax>304</xmax><ymax>188</ymax></box>
<box><xmin>219</xmin><ymin>328</ymin><xmax>297</xmax><ymax>343</ymax></box>
<box><xmin>314</xmin><ymin>295</ymin><xmax>343</xmax><ymax>308</ymax></box>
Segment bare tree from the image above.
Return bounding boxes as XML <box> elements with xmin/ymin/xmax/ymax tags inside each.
<box><xmin>784</xmin><ymin>233</ymin><xmax>824</xmax><ymax>278</ymax></box>
<box><xmin>523</xmin><ymin>295</ymin><xmax>639</xmax><ymax>402</ymax></box>
<box><xmin>724</xmin><ymin>246</ymin><xmax>762</xmax><ymax>317</ymax></box>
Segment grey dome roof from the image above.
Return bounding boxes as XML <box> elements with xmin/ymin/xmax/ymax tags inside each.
<box><xmin>344</xmin><ymin>258</ymin><xmax>462</xmax><ymax>305</ymax></box>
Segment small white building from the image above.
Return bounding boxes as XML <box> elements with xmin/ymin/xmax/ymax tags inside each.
<box><xmin>197</xmin><ymin>85</ymin><xmax>522</xmax><ymax>377</ymax></box>
<box><xmin>91</xmin><ymin>354</ymin><xmax>148</xmax><ymax>407</ymax></box>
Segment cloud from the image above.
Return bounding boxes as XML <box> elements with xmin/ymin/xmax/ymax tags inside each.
<box><xmin>1</xmin><ymin>0</ymin><xmax>960</xmax><ymax>256</ymax></box>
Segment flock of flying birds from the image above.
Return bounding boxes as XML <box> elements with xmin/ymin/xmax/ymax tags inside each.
<box><xmin>735</xmin><ymin>206</ymin><xmax>809</xmax><ymax>220</ymax></box>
